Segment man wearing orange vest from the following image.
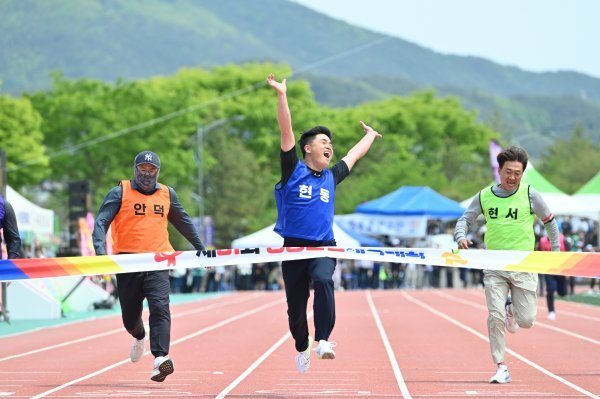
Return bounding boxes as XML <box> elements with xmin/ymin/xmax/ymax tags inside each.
<box><xmin>93</xmin><ymin>150</ymin><xmax>205</xmax><ymax>383</ymax></box>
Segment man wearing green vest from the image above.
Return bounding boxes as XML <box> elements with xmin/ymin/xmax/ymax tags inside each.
<box><xmin>454</xmin><ymin>145</ymin><xmax>560</xmax><ymax>384</ymax></box>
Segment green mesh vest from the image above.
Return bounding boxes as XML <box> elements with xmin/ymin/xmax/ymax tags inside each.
<box><xmin>480</xmin><ymin>183</ymin><xmax>535</xmax><ymax>250</ymax></box>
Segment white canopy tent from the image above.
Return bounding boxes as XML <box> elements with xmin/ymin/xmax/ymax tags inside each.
<box><xmin>461</xmin><ymin>192</ymin><xmax>596</xmax><ymax>219</ymax></box>
<box><xmin>572</xmin><ymin>171</ymin><xmax>600</xmax><ymax>221</ymax></box>
<box><xmin>460</xmin><ymin>164</ymin><xmax>598</xmax><ymax>219</ymax></box>
<box><xmin>232</xmin><ymin>222</ymin><xmax>360</xmax><ymax>248</ymax></box>
<box><xmin>6</xmin><ymin>185</ymin><xmax>54</xmax><ymax>243</ymax></box>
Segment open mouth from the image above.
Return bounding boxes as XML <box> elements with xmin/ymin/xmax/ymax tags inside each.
<box><xmin>324</xmin><ymin>151</ymin><xmax>331</xmax><ymax>159</ymax></box>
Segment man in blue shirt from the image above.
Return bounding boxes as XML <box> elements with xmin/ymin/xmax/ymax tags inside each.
<box><xmin>267</xmin><ymin>73</ymin><xmax>382</xmax><ymax>373</ymax></box>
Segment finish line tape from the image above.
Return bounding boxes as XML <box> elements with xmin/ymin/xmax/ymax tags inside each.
<box><xmin>0</xmin><ymin>247</ymin><xmax>598</xmax><ymax>282</ymax></box>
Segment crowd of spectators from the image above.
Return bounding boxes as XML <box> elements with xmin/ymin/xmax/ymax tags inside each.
<box><xmin>164</xmin><ymin>217</ymin><xmax>598</xmax><ymax>295</ymax></box>
<box><xmin>59</xmin><ymin>216</ymin><xmax>596</xmax><ymax>300</ymax></box>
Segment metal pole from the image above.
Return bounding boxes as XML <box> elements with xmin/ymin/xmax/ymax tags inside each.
<box><xmin>1</xmin><ymin>283</ymin><xmax>8</xmax><ymax>324</ymax></box>
<box><xmin>195</xmin><ymin>125</ymin><xmax>204</xmax><ymax>241</ymax></box>
<box><xmin>193</xmin><ymin>116</ymin><xmax>245</xmax><ymax>243</ymax></box>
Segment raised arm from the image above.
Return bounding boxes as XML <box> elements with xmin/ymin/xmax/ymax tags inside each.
<box><xmin>267</xmin><ymin>73</ymin><xmax>295</xmax><ymax>151</ymax></box>
<box><xmin>341</xmin><ymin>121</ymin><xmax>382</xmax><ymax>171</ymax></box>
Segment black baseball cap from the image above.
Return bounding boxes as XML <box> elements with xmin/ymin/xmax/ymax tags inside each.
<box><xmin>134</xmin><ymin>151</ymin><xmax>161</xmax><ymax>169</ymax></box>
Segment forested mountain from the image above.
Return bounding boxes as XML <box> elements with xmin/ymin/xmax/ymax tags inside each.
<box><xmin>303</xmin><ymin>74</ymin><xmax>600</xmax><ymax>154</ymax></box>
<box><xmin>2</xmin><ymin>0</ymin><xmax>599</xmax><ymax>245</ymax></box>
<box><xmin>2</xmin><ymin>0</ymin><xmax>599</xmax><ymax>99</ymax></box>
<box><xmin>1</xmin><ymin>0</ymin><xmax>598</xmax><ymax>156</ymax></box>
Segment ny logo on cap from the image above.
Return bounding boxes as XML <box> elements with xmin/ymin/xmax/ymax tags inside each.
<box><xmin>145</xmin><ymin>154</ymin><xmax>153</xmax><ymax>161</ymax></box>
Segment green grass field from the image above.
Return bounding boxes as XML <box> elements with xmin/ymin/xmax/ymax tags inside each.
<box><xmin>560</xmin><ymin>292</ymin><xmax>600</xmax><ymax>306</ymax></box>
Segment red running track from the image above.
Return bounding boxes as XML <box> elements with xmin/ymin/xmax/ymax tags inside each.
<box><xmin>0</xmin><ymin>289</ymin><xmax>598</xmax><ymax>398</ymax></box>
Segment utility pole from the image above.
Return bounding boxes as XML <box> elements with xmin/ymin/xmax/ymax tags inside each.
<box><xmin>194</xmin><ymin>115</ymin><xmax>244</xmax><ymax>243</ymax></box>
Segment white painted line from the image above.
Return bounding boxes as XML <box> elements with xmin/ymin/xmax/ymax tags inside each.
<box><xmin>555</xmin><ymin>309</ymin><xmax>600</xmax><ymax>323</ymax></box>
<box><xmin>434</xmin><ymin>291</ymin><xmax>600</xmax><ymax>345</ymax></box>
<box><xmin>366</xmin><ymin>290</ymin><xmax>412</xmax><ymax>399</ymax></box>
<box><xmin>171</xmin><ymin>292</ymin><xmax>264</xmax><ymax>319</ymax></box>
<box><xmin>0</xmin><ymin>328</ymin><xmax>122</xmax><ymax>363</ymax></box>
<box><xmin>215</xmin><ymin>311</ymin><xmax>314</xmax><ymax>399</ymax></box>
<box><xmin>0</xmin><ymin>314</ymin><xmax>118</xmax><ymax>340</ymax></box>
<box><xmin>29</xmin><ymin>297</ymin><xmax>285</xmax><ymax>399</ymax></box>
<box><xmin>402</xmin><ymin>291</ymin><xmax>599</xmax><ymax>399</ymax></box>
<box><xmin>170</xmin><ymin>297</ymin><xmax>285</xmax><ymax>345</ymax></box>
<box><xmin>464</xmin><ymin>287</ymin><xmax>600</xmax><ymax>320</ymax></box>
<box><xmin>0</xmin><ymin>293</ymin><xmax>260</xmax><ymax>362</ymax></box>
<box><xmin>0</xmin><ymin>293</ymin><xmax>239</xmax><ymax>340</ymax></box>
<box><xmin>30</xmin><ymin>358</ymin><xmax>131</xmax><ymax>399</ymax></box>
<box><xmin>0</xmin><ymin>371</ymin><xmax>60</xmax><ymax>374</ymax></box>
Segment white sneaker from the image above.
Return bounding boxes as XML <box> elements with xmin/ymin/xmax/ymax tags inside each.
<box><xmin>295</xmin><ymin>336</ymin><xmax>313</xmax><ymax>373</ymax></box>
<box><xmin>151</xmin><ymin>356</ymin><xmax>174</xmax><ymax>382</ymax></box>
<box><xmin>489</xmin><ymin>364</ymin><xmax>511</xmax><ymax>383</ymax></box>
<box><xmin>504</xmin><ymin>298</ymin><xmax>519</xmax><ymax>333</ymax></box>
<box><xmin>547</xmin><ymin>311</ymin><xmax>556</xmax><ymax>320</ymax></box>
<box><xmin>130</xmin><ymin>337</ymin><xmax>146</xmax><ymax>362</ymax></box>
<box><xmin>314</xmin><ymin>339</ymin><xmax>336</xmax><ymax>360</ymax></box>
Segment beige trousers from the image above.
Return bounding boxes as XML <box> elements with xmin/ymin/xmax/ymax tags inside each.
<box><xmin>484</xmin><ymin>270</ymin><xmax>538</xmax><ymax>364</ymax></box>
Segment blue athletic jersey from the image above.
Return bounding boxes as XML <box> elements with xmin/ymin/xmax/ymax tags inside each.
<box><xmin>274</xmin><ymin>161</ymin><xmax>335</xmax><ymax>241</ymax></box>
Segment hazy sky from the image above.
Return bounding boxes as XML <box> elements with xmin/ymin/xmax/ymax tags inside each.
<box><xmin>291</xmin><ymin>0</ymin><xmax>598</xmax><ymax>78</ymax></box>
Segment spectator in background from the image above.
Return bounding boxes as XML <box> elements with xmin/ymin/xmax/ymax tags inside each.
<box><xmin>190</xmin><ymin>267</ymin><xmax>205</xmax><ymax>293</ymax></box>
<box><xmin>537</xmin><ymin>232</ymin><xmax>569</xmax><ymax>320</ymax></box>
<box><xmin>404</xmin><ymin>263</ymin><xmax>417</xmax><ymax>289</ymax></box>
<box><xmin>584</xmin><ymin>244</ymin><xmax>599</xmax><ymax>295</ymax></box>
<box><xmin>356</xmin><ymin>259</ymin><xmax>374</xmax><ymax>289</ymax></box>
<box><xmin>422</xmin><ymin>265</ymin><xmax>434</xmax><ymax>288</ymax></box>
<box><xmin>236</xmin><ymin>263</ymin><xmax>253</xmax><ymax>291</ymax></box>
<box><xmin>169</xmin><ymin>267</ymin><xmax>187</xmax><ymax>294</ymax></box>
<box><xmin>252</xmin><ymin>263</ymin><xmax>268</xmax><ymax>290</ymax></box>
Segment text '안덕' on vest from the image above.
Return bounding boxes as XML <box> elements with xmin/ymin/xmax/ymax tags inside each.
<box><xmin>133</xmin><ymin>203</ymin><xmax>165</xmax><ymax>217</ymax></box>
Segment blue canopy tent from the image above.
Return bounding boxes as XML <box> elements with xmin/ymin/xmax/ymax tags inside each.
<box><xmin>355</xmin><ymin>186</ymin><xmax>465</xmax><ymax>218</ymax></box>
<box><xmin>336</xmin><ymin>224</ymin><xmax>384</xmax><ymax>246</ymax></box>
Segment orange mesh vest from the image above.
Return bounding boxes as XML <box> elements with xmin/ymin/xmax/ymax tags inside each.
<box><xmin>112</xmin><ymin>180</ymin><xmax>174</xmax><ymax>253</ymax></box>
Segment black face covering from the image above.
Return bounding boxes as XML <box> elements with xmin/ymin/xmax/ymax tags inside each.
<box><xmin>134</xmin><ymin>166</ymin><xmax>159</xmax><ymax>193</ymax></box>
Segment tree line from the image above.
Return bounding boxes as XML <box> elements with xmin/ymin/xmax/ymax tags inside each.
<box><xmin>0</xmin><ymin>63</ymin><xmax>597</xmax><ymax>248</ymax></box>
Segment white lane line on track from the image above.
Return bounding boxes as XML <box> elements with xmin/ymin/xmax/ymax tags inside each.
<box><xmin>0</xmin><ymin>328</ymin><xmax>122</xmax><ymax>363</ymax></box>
<box><xmin>366</xmin><ymin>290</ymin><xmax>412</xmax><ymax>399</ymax></box>
<box><xmin>434</xmin><ymin>291</ymin><xmax>600</xmax><ymax>345</ymax></box>
<box><xmin>215</xmin><ymin>311</ymin><xmax>314</xmax><ymax>399</ymax></box>
<box><xmin>29</xmin><ymin>296</ymin><xmax>285</xmax><ymax>399</ymax></box>
<box><xmin>555</xmin><ymin>309</ymin><xmax>600</xmax><ymax>323</ymax></box>
<box><xmin>0</xmin><ymin>293</ymin><xmax>262</xmax><ymax>362</ymax></box>
<box><xmin>401</xmin><ymin>291</ymin><xmax>599</xmax><ymax>399</ymax></box>
<box><xmin>0</xmin><ymin>293</ymin><xmax>241</xmax><ymax>340</ymax></box>
<box><xmin>464</xmin><ymin>288</ymin><xmax>600</xmax><ymax>321</ymax></box>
